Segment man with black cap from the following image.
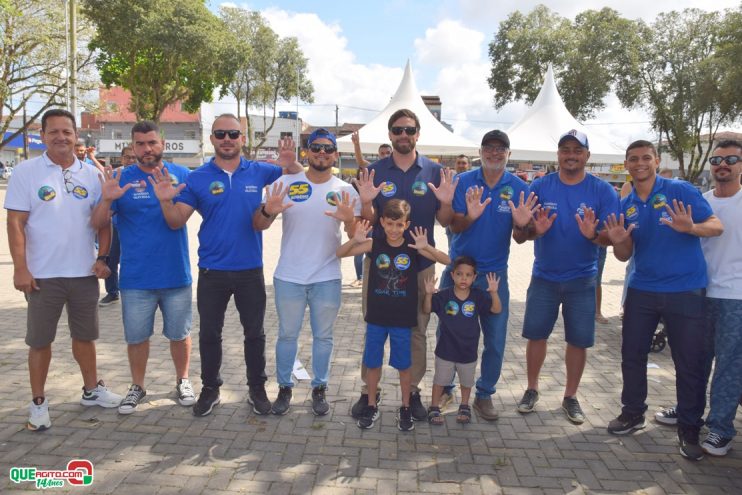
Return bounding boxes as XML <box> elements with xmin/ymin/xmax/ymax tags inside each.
<box><xmin>517</xmin><ymin>129</ymin><xmax>619</xmax><ymax>424</ymax></box>
<box><xmin>254</xmin><ymin>128</ymin><xmax>360</xmax><ymax>416</ymax></box>
<box><xmin>439</xmin><ymin>130</ymin><xmax>536</xmax><ymax>420</ymax></box>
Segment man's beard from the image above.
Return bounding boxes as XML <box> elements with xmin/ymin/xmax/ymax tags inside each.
<box><xmin>136</xmin><ymin>152</ymin><xmax>163</xmax><ymax>168</ymax></box>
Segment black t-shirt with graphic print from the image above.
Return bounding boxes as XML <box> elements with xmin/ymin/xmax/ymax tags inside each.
<box><xmin>431</xmin><ymin>287</ymin><xmax>492</xmax><ymax>363</ymax></box>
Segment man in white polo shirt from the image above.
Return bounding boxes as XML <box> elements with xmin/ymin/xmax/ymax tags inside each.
<box><xmin>5</xmin><ymin>109</ymin><xmax>123</xmax><ymax>432</ymax></box>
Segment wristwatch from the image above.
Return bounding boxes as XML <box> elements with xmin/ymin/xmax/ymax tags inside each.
<box><xmin>96</xmin><ymin>255</ymin><xmax>110</xmax><ymax>263</ymax></box>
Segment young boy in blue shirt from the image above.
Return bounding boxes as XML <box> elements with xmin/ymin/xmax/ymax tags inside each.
<box><xmin>423</xmin><ymin>256</ymin><xmax>501</xmax><ymax>424</ymax></box>
<box><xmin>337</xmin><ymin>199</ymin><xmax>450</xmax><ymax>431</ymax></box>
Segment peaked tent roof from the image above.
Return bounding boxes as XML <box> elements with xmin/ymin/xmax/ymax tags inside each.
<box><xmin>506</xmin><ymin>65</ymin><xmax>625</xmax><ymax>164</ymax></box>
<box><xmin>336</xmin><ymin>61</ymin><xmax>480</xmax><ymax>156</ymax></box>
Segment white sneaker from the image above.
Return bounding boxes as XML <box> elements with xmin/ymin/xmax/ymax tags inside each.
<box><xmin>28</xmin><ymin>398</ymin><xmax>51</xmax><ymax>431</ymax></box>
<box><xmin>176</xmin><ymin>378</ymin><xmax>196</xmax><ymax>406</ymax></box>
<box><xmin>80</xmin><ymin>380</ymin><xmax>123</xmax><ymax>408</ymax></box>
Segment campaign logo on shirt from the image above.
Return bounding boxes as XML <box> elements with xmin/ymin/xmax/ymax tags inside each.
<box><xmin>462</xmin><ymin>301</ymin><xmax>476</xmax><ymax>317</ymax></box>
<box><xmin>499</xmin><ymin>185</ymin><xmax>514</xmax><ymax>201</ymax></box>
<box><xmin>625</xmin><ymin>204</ymin><xmax>639</xmax><ymax>220</ymax></box>
<box><xmin>445</xmin><ymin>301</ymin><xmax>460</xmax><ymax>316</ymax></box>
<box><xmin>412</xmin><ymin>181</ymin><xmax>428</xmax><ymax>196</ymax></box>
<box><xmin>325</xmin><ymin>191</ymin><xmax>339</xmax><ymax>206</ymax></box>
<box><xmin>169</xmin><ymin>175</ymin><xmax>180</xmax><ymax>187</ymax></box>
<box><xmin>209</xmin><ymin>181</ymin><xmax>225</xmax><ymax>195</ymax></box>
<box><xmin>131</xmin><ymin>180</ymin><xmax>147</xmax><ymax>193</ymax></box>
<box><xmin>543</xmin><ymin>201</ymin><xmax>558</xmax><ymax>211</ymax></box>
<box><xmin>37</xmin><ymin>186</ymin><xmax>56</xmax><ymax>201</ymax></box>
<box><xmin>71</xmin><ymin>185</ymin><xmax>88</xmax><ymax>200</ymax></box>
<box><xmin>393</xmin><ymin>254</ymin><xmax>411</xmax><ymax>270</ymax></box>
<box><xmin>244</xmin><ymin>185</ymin><xmax>258</xmax><ymax>193</ymax></box>
<box><xmin>376</xmin><ymin>254</ymin><xmax>391</xmax><ymax>269</ymax></box>
<box><xmin>288</xmin><ymin>181</ymin><xmax>312</xmax><ymax>202</ymax></box>
<box><xmin>576</xmin><ymin>202</ymin><xmax>589</xmax><ymax>217</ymax></box>
<box><xmin>651</xmin><ymin>193</ymin><xmax>667</xmax><ymax>209</ymax></box>
<box><xmin>381</xmin><ymin>182</ymin><xmax>397</xmax><ymax>197</ymax></box>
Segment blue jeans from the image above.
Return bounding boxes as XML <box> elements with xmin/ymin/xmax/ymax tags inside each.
<box><xmin>439</xmin><ymin>267</ymin><xmax>509</xmax><ymax>399</ymax></box>
<box><xmin>522</xmin><ymin>275</ymin><xmax>597</xmax><ymax>348</ymax></box>
<box><xmin>121</xmin><ymin>285</ymin><xmax>192</xmax><ymax>344</ymax></box>
<box><xmin>353</xmin><ymin>255</ymin><xmax>363</xmax><ymax>280</ymax></box>
<box><xmin>274</xmin><ymin>278</ymin><xmax>341</xmax><ymax>388</ymax></box>
<box><xmin>621</xmin><ymin>288</ymin><xmax>708</xmax><ymax>430</ymax></box>
<box><xmin>104</xmin><ymin>225</ymin><xmax>120</xmax><ymax>296</ymax></box>
<box><xmin>706</xmin><ymin>297</ymin><xmax>742</xmax><ymax>439</ymax></box>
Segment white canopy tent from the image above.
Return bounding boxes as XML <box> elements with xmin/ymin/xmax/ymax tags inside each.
<box><xmin>506</xmin><ymin>65</ymin><xmax>625</xmax><ymax>164</ymax></box>
<box><xmin>336</xmin><ymin>61</ymin><xmax>480</xmax><ymax>156</ymax></box>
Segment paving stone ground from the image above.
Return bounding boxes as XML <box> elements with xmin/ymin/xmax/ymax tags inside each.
<box><xmin>0</xmin><ymin>182</ymin><xmax>740</xmax><ymax>494</ymax></box>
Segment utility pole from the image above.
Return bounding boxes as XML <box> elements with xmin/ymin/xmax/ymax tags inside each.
<box><xmin>68</xmin><ymin>0</ymin><xmax>78</xmax><ymax>118</ymax></box>
<box><xmin>335</xmin><ymin>105</ymin><xmax>339</xmax><ymax>135</ymax></box>
<box><xmin>22</xmin><ymin>97</ymin><xmax>29</xmax><ymax>160</ymax></box>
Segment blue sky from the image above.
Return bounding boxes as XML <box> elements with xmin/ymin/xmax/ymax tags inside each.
<box><xmin>208</xmin><ymin>1</ymin><xmax>740</xmax><ymax>146</ymax></box>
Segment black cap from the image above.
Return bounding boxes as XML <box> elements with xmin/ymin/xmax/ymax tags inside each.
<box><xmin>481</xmin><ymin>130</ymin><xmax>510</xmax><ymax>148</ymax></box>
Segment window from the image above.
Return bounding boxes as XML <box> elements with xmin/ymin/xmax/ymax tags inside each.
<box><xmin>183</xmin><ymin>130</ymin><xmax>196</xmax><ymax>140</ymax></box>
<box><xmin>280</xmin><ymin>132</ymin><xmax>293</xmax><ymax>139</ymax></box>
<box><xmin>113</xmin><ymin>131</ymin><xmax>123</xmax><ymax>139</ymax></box>
<box><xmin>254</xmin><ymin>131</ymin><xmax>265</xmax><ymax>140</ymax></box>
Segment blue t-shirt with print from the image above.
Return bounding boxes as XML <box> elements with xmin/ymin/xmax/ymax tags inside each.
<box><xmin>451</xmin><ymin>169</ymin><xmax>529</xmax><ymax>272</ymax></box>
<box><xmin>368</xmin><ymin>154</ymin><xmax>441</xmax><ymax>271</ymax></box>
<box><xmin>176</xmin><ymin>157</ymin><xmax>281</xmax><ymax>270</ymax></box>
<box><xmin>431</xmin><ymin>287</ymin><xmax>492</xmax><ymax>363</ymax></box>
<box><xmin>530</xmin><ymin>173</ymin><xmax>619</xmax><ymax>282</ymax></box>
<box><xmin>622</xmin><ymin>176</ymin><xmax>712</xmax><ymax>292</ymax></box>
<box><xmin>111</xmin><ymin>162</ymin><xmax>191</xmax><ymax>290</ymax></box>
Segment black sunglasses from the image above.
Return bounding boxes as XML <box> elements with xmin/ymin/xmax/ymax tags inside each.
<box><xmin>390</xmin><ymin>126</ymin><xmax>417</xmax><ymax>136</ymax></box>
<box><xmin>212</xmin><ymin>130</ymin><xmax>241</xmax><ymax>140</ymax></box>
<box><xmin>309</xmin><ymin>143</ymin><xmax>336</xmax><ymax>154</ymax></box>
<box><xmin>709</xmin><ymin>155</ymin><xmax>740</xmax><ymax>166</ymax></box>
<box><xmin>62</xmin><ymin>168</ymin><xmax>75</xmax><ymax>193</ymax></box>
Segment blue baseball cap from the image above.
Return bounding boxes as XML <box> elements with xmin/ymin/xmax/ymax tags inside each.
<box><xmin>307</xmin><ymin>128</ymin><xmax>337</xmax><ymax>146</ymax></box>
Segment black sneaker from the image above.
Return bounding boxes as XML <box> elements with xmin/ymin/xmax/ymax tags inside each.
<box><xmin>607</xmin><ymin>412</ymin><xmax>646</xmax><ymax>435</ymax></box>
<box><xmin>408</xmin><ymin>391</ymin><xmax>427</xmax><ymax>421</ymax></box>
<box><xmin>397</xmin><ymin>406</ymin><xmax>414</xmax><ymax>432</ymax></box>
<box><xmin>357</xmin><ymin>405</ymin><xmax>379</xmax><ymax>429</ymax></box>
<box><xmin>247</xmin><ymin>385</ymin><xmax>272</xmax><ymax>415</ymax></box>
<box><xmin>271</xmin><ymin>386</ymin><xmax>292</xmax><ymax>415</ymax></box>
<box><xmin>701</xmin><ymin>432</ymin><xmax>732</xmax><ymax>456</ymax></box>
<box><xmin>118</xmin><ymin>384</ymin><xmax>146</xmax><ymax>415</ymax></box>
<box><xmin>678</xmin><ymin>426</ymin><xmax>704</xmax><ymax>461</ymax></box>
<box><xmin>193</xmin><ymin>387</ymin><xmax>220</xmax><ymax>417</ymax></box>
<box><xmin>311</xmin><ymin>385</ymin><xmax>330</xmax><ymax>416</ymax></box>
<box><xmin>351</xmin><ymin>392</ymin><xmax>381</xmax><ymax>419</ymax></box>
<box><xmin>654</xmin><ymin>406</ymin><xmax>678</xmax><ymax>426</ymax></box>
<box><xmin>517</xmin><ymin>388</ymin><xmax>539</xmax><ymax>413</ymax></box>
<box><xmin>99</xmin><ymin>293</ymin><xmax>119</xmax><ymax>306</ymax></box>
<box><xmin>562</xmin><ymin>396</ymin><xmax>585</xmax><ymax>424</ymax></box>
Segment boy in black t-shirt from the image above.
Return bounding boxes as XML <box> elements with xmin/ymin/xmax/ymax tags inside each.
<box><xmin>337</xmin><ymin>199</ymin><xmax>450</xmax><ymax>431</ymax></box>
<box><xmin>423</xmin><ymin>256</ymin><xmax>501</xmax><ymax>424</ymax></box>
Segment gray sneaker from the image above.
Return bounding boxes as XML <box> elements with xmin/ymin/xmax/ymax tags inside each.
<box><xmin>562</xmin><ymin>396</ymin><xmax>585</xmax><ymax>424</ymax></box>
<box><xmin>472</xmin><ymin>397</ymin><xmax>499</xmax><ymax>421</ymax></box>
<box><xmin>118</xmin><ymin>384</ymin><xmax>146</xmax><ymax>415</ymax></box>
<box><xmin>311</xmin><ymin>385</ymin><xmax>330</xmax><ymax>416</ymax></box>
<box><xmin>271</xmin><ymin>386</ymin><xmax>292</xmax><ymax>415</ymax></box>
<box><xmin>176</xmin><ymin>378</ymin><xmax>196</xmax><ymax>406</ymax></box>
<box><xmin>517</xmin><ymin>388</ymin><xmax>539</xmax><ymax>413</ymax></box>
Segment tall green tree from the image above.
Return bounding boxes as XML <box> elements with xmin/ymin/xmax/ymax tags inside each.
<box><xmin>487</xmin><ymin>6</ymin><xmax>638</xmax><ymax>120</ymax></box>
<box><xmin>617</xmin><ymin>9</ymin><xmax>740</xmax><ymax>182</ymax></box>
<box><xmin>82</xmin><ymin>0</ymin><xmax>237</xmax><ymax>122</ymax></box>
<box><xmin>220</xmin><ymin>6</ymin><xmax>313</xmax><ymax>158</ymax></box>
<box><xmin>0</xmin><ymin>0</ymin><xmax>96</xmax><ymax>151</ymax></box>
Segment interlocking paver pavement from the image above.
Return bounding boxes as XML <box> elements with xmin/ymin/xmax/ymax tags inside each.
<box><xmin>0</xmin><ymin>183</ymin><xmax>740</xmax><ymax>494</ymax></box>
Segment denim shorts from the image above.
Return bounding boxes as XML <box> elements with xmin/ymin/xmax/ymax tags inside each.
<box><xmin>363</xmin><ymin>323</ymin><xmax>411</xmax><ymax>370</ymax></box>
<box><xmin>522</xmin><ymin>275</ymin><xmax>597</xmax><ymax>348</ymax></box>
<box><xmin>121</xmin><ymin>285</ymin><xmax>192</xmax><ymax>344</ymax></box>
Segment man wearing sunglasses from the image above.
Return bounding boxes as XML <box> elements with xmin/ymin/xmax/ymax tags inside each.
<box><xmin>150</xmin><ymin>113</ymin><xmax>303</xmax><ymax>418</ymax></box>
<box><xmin>604</xmin><ymin>140</ymin><xmax>723</xmax><ymax>461</ymax></box>
<box><xmin>254</xmin><ymin>128</ymin><xmax>360</xmax><ymax>416</ymax></box>
<box><xmin>353</xmin><ymin>108</ymin><xmax>457</xmax><ymax>421</ymax></box>
<box><xmin>5</xmin><ymin>108</ymin><xmax>122</xmax><ymax>431</ymax></box>
<box><xmin>91</xmin><ymin>121</ymin><xmax>195</xmax><ymax>415</ymax></box>
<box><xmin>441</xmin><ymin>130</ymin><xmax>533</xmax><ymax>421</ymax></box>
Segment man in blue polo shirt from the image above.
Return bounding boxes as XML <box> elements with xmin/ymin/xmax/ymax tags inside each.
<box><xmin>353</xmin><ymin>108</ymin><xmax>457</xmax><ymax>421</ymax></box>
<box><xmin>444</xmin><ymin>130</ymin><xmax>534</xmax><ymax>420</ymax></box>
<box><xmin>92</xmin><ymin>121</ymin><xmax>194</xmax><ymax>415</ymax></box>
<box><xmin>605</xmin><ymin>140</ymin><xmax>723</xmax><ymax>461</ymax></box>
<box><xmin>150</xmin><ymin>113</ymin><xmax>302</xmax><ymax>417</ymax></box>
<box><xmin>517</xmin><ymin>129</ymin><xmax>619</xmax><ymax>425</ymax></box>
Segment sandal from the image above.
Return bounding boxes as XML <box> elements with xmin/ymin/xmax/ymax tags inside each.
<box><xmin>456</xmin><ymin>404</ymin><xmax>472</xmax><ymax>424</ymax></box>
<box><xmin>427</xmin><ymin>406</ymin><xmax>444</xmax><ymax>425</ymax></box>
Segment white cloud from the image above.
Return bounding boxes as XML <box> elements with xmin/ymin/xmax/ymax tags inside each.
<box><xmin>414</xmin><ymin>20</ymin><xmax>484</xmax><ymax>66</ymax></box>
